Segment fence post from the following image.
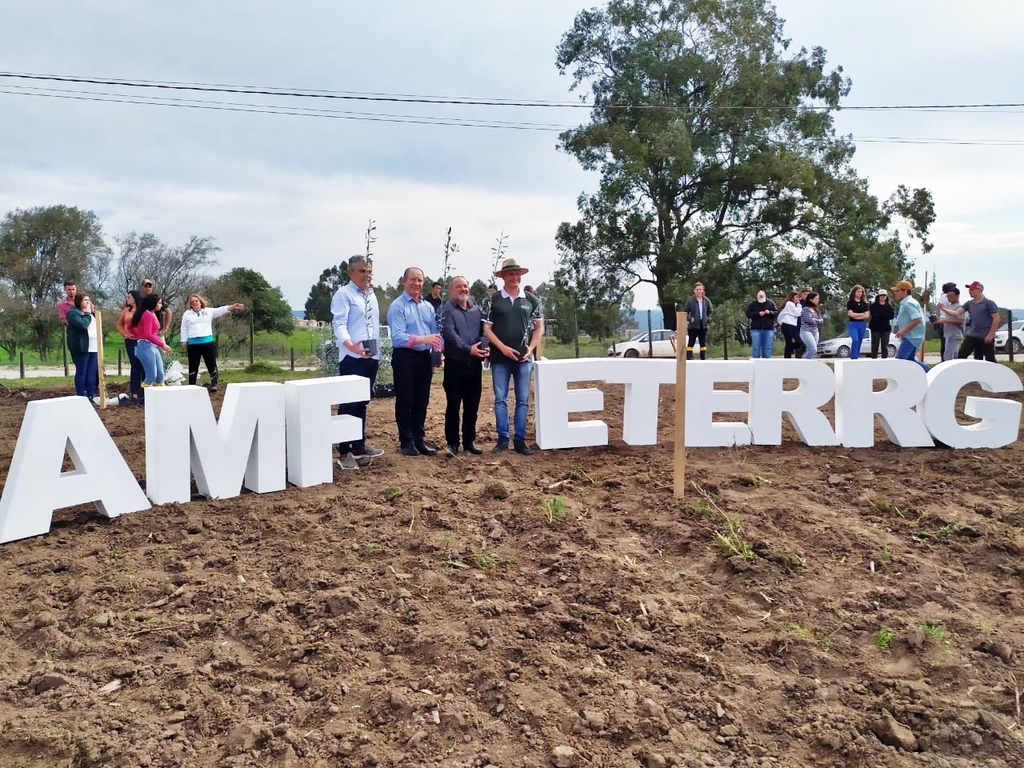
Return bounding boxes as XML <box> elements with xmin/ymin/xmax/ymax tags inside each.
<box><xmin>1009</xmin><ymin>310</ymin><xmax>1015</xmax><ymax>363</ymax></box>
<box><xmin>63</xmin><ymin>327</ymin><xmax>69</xmax><ymax>376</ymax></box>
<box><xmin>118</xmin><ymin>348</ymin><xmax>123</xmax><ymax>376</ymax></box>
<box><xmin>19</xmin><ymin>350</ymin><xmax>25</xmax><ymax>379</ymax></box>
<box><xmin>647</xmin><ymin>309</ymin><xmax>653</xmax><ymax>357</ymax></box>
<box><xmin>290</xmin><ymin>347</ymin><xmax>295</xmax><ymax>371</ymax></box>
<box><xmin>249</xmin><ymin>314</ymin><xmax>255</xmax><ymax>365</ymax></box>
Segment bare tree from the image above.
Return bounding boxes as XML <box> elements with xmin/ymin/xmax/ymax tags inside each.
<box><xmin>112</xmin><ymin>232</ymin><xmax>220</xmax><ymax>308</ymax></box>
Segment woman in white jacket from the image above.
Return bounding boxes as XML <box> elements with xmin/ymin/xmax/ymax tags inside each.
<box><xmin>179</xmin><ymin>294</ymin><xmax>244</xmax><ymax>390</ymax></box>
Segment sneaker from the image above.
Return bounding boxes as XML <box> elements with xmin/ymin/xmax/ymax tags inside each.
<box><xmin>493</xmin><ymin>438</ymin><xmax>509</xmax><ymax>453</ymax></box>
<box><xmin>352</xmin><ymin>445</ymin><xmax>385</xmax><ymax>460</ymax></box>
<box><xmin>336</xmin><ymin>453</ymin><xmax>359</xmax><ymax>471</ymax></box>
<box><xmin>513</xmin><ymin>439</ymin><xmax>533</xmax><ymax>456</ymax></box>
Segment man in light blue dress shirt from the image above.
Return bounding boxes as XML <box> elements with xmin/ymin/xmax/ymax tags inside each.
<box><xmin>331</xmin><ymin>255</ymin><xmax>385</xmax><ymax>470</ymax></box>
<box><xmin>386</xmin><ymin>267</ymin><xmax>443</xmax><ymax>456</ymax></box>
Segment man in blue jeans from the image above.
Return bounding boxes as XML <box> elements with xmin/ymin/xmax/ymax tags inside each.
<box><xmin>890</xmin><ymin>280</ymin><xmax>930</xmax><ymax>372</ymax></box>
<box><xmin>484</xmin><ymin>258</ymin><xmax>544</xmax><ymax>455</ymax></box>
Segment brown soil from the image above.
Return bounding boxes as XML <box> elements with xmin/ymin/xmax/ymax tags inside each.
<box><xmin>1</xmin><ymin>373</ymin><xmax>1023</xmax><ymax>768</ymax></box>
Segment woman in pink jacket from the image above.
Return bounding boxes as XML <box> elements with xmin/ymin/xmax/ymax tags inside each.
<box><xmin>129</xmin><ymin>293</ymin><xmax>174</xmax><ymax>386</ymax></box>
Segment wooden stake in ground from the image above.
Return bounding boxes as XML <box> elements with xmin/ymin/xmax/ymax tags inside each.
<box><xmin>673</xmin><ymin>311</ymin><xmax>688</xmax><ymax>498</ymax></box>
<box><xmin>95</xmin><ymin>309</ymin><xmax>107</xmax><ymax>410</ymax></box>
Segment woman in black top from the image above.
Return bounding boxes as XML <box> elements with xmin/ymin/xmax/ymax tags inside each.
<box><xmin>846</xmin><ymin>285</ymin><xmax>870</xmax><ymax>359</ymax></box>
<box><xmin>868</xmin><ymin>290</ymin><xmax>895</xmax><ymax>358</ymax></box>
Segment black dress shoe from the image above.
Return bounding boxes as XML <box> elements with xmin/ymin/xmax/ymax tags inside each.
<box><xmin>400</xmin><ymin>444</ymin><xmax>421</xmax><ymax>457</ymax></box>
<box><xmin>464</xmin><ymin>442</ymin><xmax>483</xmax><ymax>455</ymax></box>
<box><xmin>414</xmin><ymin>442</ymin><xmax>437</xmax><ymax>456</ymax></box>
<box><xmin>493</xmin><ymin>438</ymin><xmax>509</xmax><ymax>453</ymax></box>
<box><xmin>446</xmin><ymin>444</ymin><xmax>459</xmax><ymax>455</ymax></box>
<box><xmin>513</xmin><ymin>439</ymin><xmax>533</xmax><ymax>455</ymax></box>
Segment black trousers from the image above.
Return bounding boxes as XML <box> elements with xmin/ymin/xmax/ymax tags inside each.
<box><xmin>870</xmin><ymin>328</ymin><xmax>891</xmax><ymax>358</ymax></box>
<box><xmin>686</xmin><ymin>327</ymin><xmax>708</xmax><ymax>360</ymax></box>
<box><xmin>124</xmin><ymin>338</ymin><xmax>144</xmax><ymax>398</ymax></box>
<box><xmin>337</xmin><ymin>355</ymin><xmax>379</xmax><ymax>455</ymax></box>
<box><xmin>780</xmin><ymin>324</ymin><xmax>800</xmax><ymax>358</ymax></box>
<box><xmin>443</xmin><ymin>358</ymin><xmax>482</xmax><ymax>448</ymax></box>
<box><xmin>958</xmin><ymin>336</ymin><xmax>996</xmax><ymax>363</ymax></box>
<box><xmin>186</xmin><ymin>342</ymin><xmax>218</xmax><ymax>386</ymax></box>
<box><xmin>392</xmin><ymin>348</ymin><xmax>433</xmax><ymax>447</ymax></box>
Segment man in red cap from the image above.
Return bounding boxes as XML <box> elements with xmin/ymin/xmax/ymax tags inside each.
<box><xmin>941</xmin><ymin>281</ymin><xmax>999</xmax><ymax>362</ymax></box>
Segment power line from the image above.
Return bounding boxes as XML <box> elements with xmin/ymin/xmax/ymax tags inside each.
<box><xmin>0</xmin><ymin>71</ymin><xmax>587</xmax><ymax>109</ymax></box>
<box><xmin>0</xmin><ymin>87</ymin><xmax>567</xmax><ymax>132</ymax></box>
<box><xmin>2</xmin><ymin>78</ymin><xmax>1022</xmax><ymax>145</ymax></box>
<box><xmin>2</xmin><ymin>71</ymin><xmax>1023</xmax><ymax>113</ymax></box>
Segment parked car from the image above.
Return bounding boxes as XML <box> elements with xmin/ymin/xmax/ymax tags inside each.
<box><xmin>608</xmin><ymin>329</ymin><xmax>678</xmax><ymax>358</ymax></box>
<box><xmin>817</xmin><ymin>329</ymin><xmax>896</xmax><ymax>359</ymax></box>
<box><xmin>994</xmin><ymin>320</ymin><xmax>1024</xmax><ymax>354</ymax></box>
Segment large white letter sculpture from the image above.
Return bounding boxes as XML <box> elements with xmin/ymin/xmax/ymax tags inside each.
<box><xmin>923</xmin><ymin>360</ymin><xmax>1023</xmax><ymax>448</ymax></box>
<box><xmin>144</xmin><ymin>383</ymin><xmax>287</xmax><ymax>504</ymax></box>
<box><xmin>534</xmin><ymin>358</ymin><xmax>1021</xmax><ymax>451</ymax></box>
<box><xmin>834</xmin><ymin>360</ymin><xmax>933</xmax><ymax>448</ymax></box>
<box><xmin>747</xmin><ymin>359</ymin><xmax>838</xmax><ymax>445</ymax></box>
<box><xmin>534</xmin><ymin>359</ymin><xmax>676</xmax><ymax>448</ymax></box>
<box><xmin>0</xmin><ymin>397</ymin><xmax>150</xmax><ymax>543</ymax></box>
<box><xmin>285</xmin><ymin>377</ymin><xmax>368</xmax><ymax>487</ymax></box>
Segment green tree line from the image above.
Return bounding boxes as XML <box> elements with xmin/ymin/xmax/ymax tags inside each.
<box><xmin>0</xmin><ymin>205</ymin><xmax>294</xmax><ymax>363</ymax></box>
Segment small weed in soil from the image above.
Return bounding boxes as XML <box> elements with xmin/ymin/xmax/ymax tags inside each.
<box><xmin>921</xmin><ymin>622</ymin><xmax>947</xmax><ymax>645</ymax></box>
<box><xmin>874</xmin><ymin>626</ymin><xmax>895</xmax><ymax>649</ymax></box>
<box><xmin>714</xmin><ymin>518</ymin><xmax>755</xmax><ymax>560</ymax></box>
<box><xmin>542</xmin><ymin>495</ymin><xmax>567</xmax><ymax>523</ymax></box>
<box><xmin>470</xmin><ymin>550</ymin><xmax>497</xmax><ymax>570</ymax></box>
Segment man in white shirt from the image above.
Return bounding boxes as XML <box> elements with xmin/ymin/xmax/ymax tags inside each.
<box><xmin>331</xmin><ymin>255</ymin><xmax>385</xmax><ymax>470</ymax></box>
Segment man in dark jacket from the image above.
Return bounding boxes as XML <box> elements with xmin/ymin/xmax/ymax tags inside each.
<box><xmin>440</xmin><ymin>276</ymin><xmax>488</xmax><ymax>455</ymax></box>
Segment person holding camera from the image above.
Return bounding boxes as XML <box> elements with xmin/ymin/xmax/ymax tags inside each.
<box><xmin>331</xmin><ymin>254</ymin><xmax>385</xmax><ymax>470</ymax></box>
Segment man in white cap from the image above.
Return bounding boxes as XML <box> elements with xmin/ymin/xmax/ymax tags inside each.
<box><xmin>484</xmin><ymin>258</ymin><xmax>543</xmax><ymax>454</ymax></box>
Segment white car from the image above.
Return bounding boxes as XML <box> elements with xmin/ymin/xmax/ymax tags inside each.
<box><xmin>608</xmin><ymin>329</ymin><xmax>678</xmax><ymax>358</ymax></box>
<box><xmin>994</xmin><ymin>320</ymin><xmax>1024</xmax><ymax>354</ymax></box>
<box><xmin>817</xmin><ymin>329</ymin><xmax>896</xmax><ymax>359</ymax></box>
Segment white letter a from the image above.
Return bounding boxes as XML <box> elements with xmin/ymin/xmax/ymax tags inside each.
<box><xmin>0</xmin><ymin>397</ymin><xmax>150</xmax><ymax>543</ymax></box>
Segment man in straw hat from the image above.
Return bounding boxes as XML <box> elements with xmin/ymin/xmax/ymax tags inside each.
<box><xmin>484</xmin><ymin>258</ymin><xmax>543</xmax><ymax>455</ymax></box>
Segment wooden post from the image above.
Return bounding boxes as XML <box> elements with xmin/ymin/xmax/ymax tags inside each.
<box><xmin>673</xmin><ymin>311</ymin><xmax>688</xmax><ymax>499</ymax></box>
<box><xmin>249</xmin><ymin>314</ymin><xmax>255</xmax><ymax>365</ymax></box>
<box><xmin>95</xmin><ymin>310</ymin><xmax>107</xmax><ymax>409</ymax></box>
<box><xmin>920</xmin><ymin>271</ymin><xmax>928</xmax><ymax>363</ymax></box>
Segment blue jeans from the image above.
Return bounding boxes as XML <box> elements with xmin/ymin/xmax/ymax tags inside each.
<box><xmin>71</xmin><ymin>350</ymin><xmax>97</xmax><ymax>399</ymax></box>
<box><xmin>847</xmin><ymin>320</ymin><xmax>867</xmax><ymax>359</ymax></box>
<box><xmin>800</xmin><ymin>329</ymin><xmax>818</xmax><ymax>359</ymax></box>
<box><xmin>896</xmin><ymin>337</ymin><xmax>930</xmax><ymax>372</ymax></box>
<box><xmin>490</xmin><ymin>359</ymin><xmax>534</xmax><ymax>441</ymax></box>
<box><xmin>135</xmin><ymin>339</ymin><xmax>165</xmax><ymax>385</ymax></box>
<box><xmin>750</xmin><ymin>328</ymin><xmax>774</xmax><ymax>358</ymax></box>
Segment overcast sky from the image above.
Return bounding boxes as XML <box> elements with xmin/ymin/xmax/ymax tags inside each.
<box><xmin>1</xmin><ymin>0</ymin><xmax>1021</xmax><ymax>311</ymax></box>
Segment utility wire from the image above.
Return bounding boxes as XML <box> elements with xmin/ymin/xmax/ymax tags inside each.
<box><xmin>2</xmin><ymin>71</ymin><xmax>1023</xmax><ymax>112</ymax></box>
<box><xmin>3</xmin><ymin>78</ymin><xmax>1023</xmax><ymax>145</ymax></box>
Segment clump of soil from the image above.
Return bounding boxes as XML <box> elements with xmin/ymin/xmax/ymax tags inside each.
<box><xmin>1</xmin><ymin>376</ymin><xmax>1023</xmax><ymax>767</ymax></box>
